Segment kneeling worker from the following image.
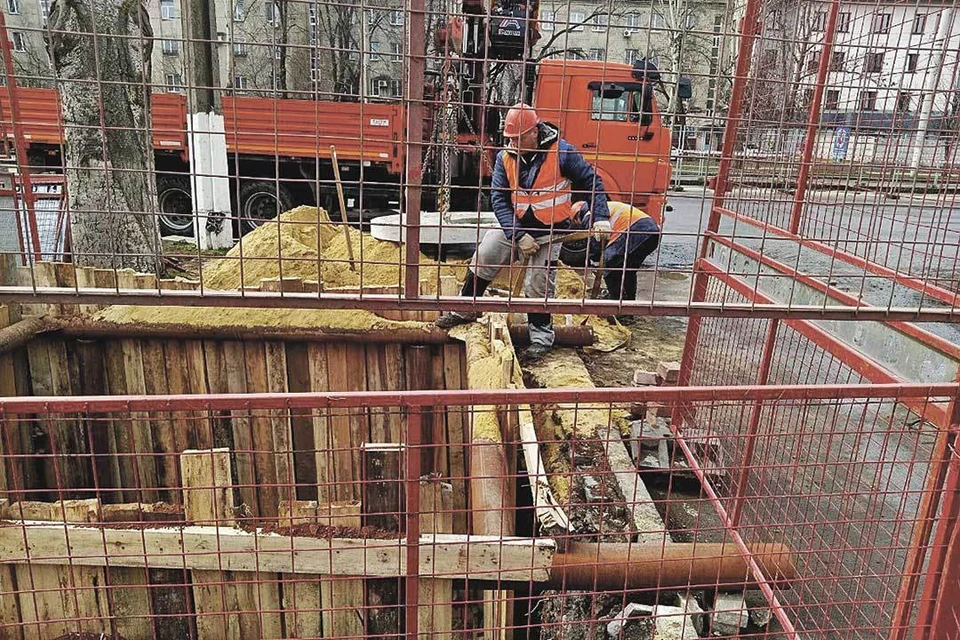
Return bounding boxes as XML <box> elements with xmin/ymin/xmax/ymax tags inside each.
<box><xmin>435</xmin><ymin>102</ymin><xmax>611</xmax><ymax>359</ymax></box>
<box><xmin>572</xmin><ymin>200</ymin><xmax>661</xmax><ymax>308</ymax></box>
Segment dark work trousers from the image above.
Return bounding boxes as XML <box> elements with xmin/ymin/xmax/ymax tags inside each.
<box><xmin>595</xmin><ymin>217</ymin><xmax>661</xmax><ymax>301</ymax></box>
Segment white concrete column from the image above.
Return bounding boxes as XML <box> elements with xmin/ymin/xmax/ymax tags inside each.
<box><xmin>188</xmin><ymin>111</ymin><xmax>233</xmax><ymax>250</ymax></box>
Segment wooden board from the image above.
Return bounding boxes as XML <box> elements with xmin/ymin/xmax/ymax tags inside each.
<box><xmin>318</xmin><ymin>502</ymin><xmax>364</xmax><ymax>639</ymax></box>
<box><xmin>279</xmin><ymin>500</ymin><xmax>323</xmax><ymax>639</ymax></box>
<box><xmin>325</xmin><ymin>344</ymin><xmax>357</xmax><ymax>503</ymax></box>
<box><xmin>441</xmin><ymin>344</ymin><xmax>467</xmax><ymax>534</ymax></box>
<box><xmin>419</xmin><ymin>479</ymin><xmax>454</xmax><ymax>639</ymax></box>
<box><xmin>362</xmin><ymin>444</ymin><xmax>404</xmax><ymax>637</ymax></box>
<box><xmin>180</xmin><ymin>449</ymin><xmax>283</xmax><ymax>639</ymax></box>
<box><xmin>288</xmin><ymin>343</ymin><xmax>318</xmax><ymax>501</ymax></box>
<box><xmin>140</xmin><ymin>339</ymin><xmax>179</xmax><ymax>502</ymax></box>
<box><xmin>264</xmin><ymin>342</ymin><xmax>295</xmax><ymax>513</ymax></box>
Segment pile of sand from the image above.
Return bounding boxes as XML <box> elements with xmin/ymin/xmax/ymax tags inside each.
<box><xmin>183</xmin><ymin>206</ymin><xmax>630</xmax><ymax>350</ymax></box>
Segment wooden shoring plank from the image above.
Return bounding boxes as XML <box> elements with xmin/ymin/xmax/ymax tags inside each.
<box><xmin>221</xmin><ymin>340</ymin><xmax>257</xmax><ymax>516</ymax></box>
<box><xmin>303</xmin><ymin>343</ymin><xmax>328</xmax><ymax>503</ymax></box>
<box><xmin>264</xmin><ymin>342</ymin><xmax>295</xmax><ymax>513</ymax></box>
<box><xmin>279</xmin><ymin>500</ymin><xmax>322</xmax><ymax>638</ymax></box>
<box><xmin>181</xmin><ymin>449</ymin><xmax>284</xmax><ymax>639</ymax></box>
<box><xmin>74</xmin><ymin>340</ymin><xmax>113</xmax><ymax>498</ymax></box>
<box><xmin>0</xmin><ymin>521</ymin><xmax>557</xmax><ymax>579</ymax></box>
<box><xmin>120</xmin><ymin>338</ymin><xmax>158</xmax><ymax>502</ymax></box>
<box><xmin>441</xmin><ymin>345</ymin><xmax>467</xmax><ymax>534</ymax></box>
<box><xmin>180</xmin><ymin>448</ymin><xmax>238</xmax><ymax>640</ymax></box>
<box><xmin>365</xmin><ymin>345</ymin><xmax>390</xmax><ymax>443</ymax></box>
<box><xmin>0</xmin><ymin>307</ymin><xmax>18</xmax><ymax>497</ymax></box>
<box><xmin>202</xmin><ymin>340</ymin><xmax>231</xmax><ymax>450</ymax></box>
<box><xmin>183</xmin><ymin>341</ymin><xmax>214</xmax><ymax>450</ymax></box>
<box><xmin>318</xmin><ymin>502</ymin><xmax>364</xmax><ymax>639</ymax></box>
<box><xmin>325</xmin><ymin>344</ymin><xmax>358</xmax><ymax>503</ymax></box>
<box><xmin>430</xmin><ymin>347</ymin><xmax>450</xmax><ymax>479</ymax></box>
<box><xmin>73</xmin><ymin>266</ymin><xmax>99</xmax><ymax>315</ymax></box>
<box><xmin>419</xmin><ymin>478</ymin><xmax>453</xmax><ymax>640</ymax></box>
<box><xmin>345</xmin><ymin>343</ymin><xmax>369</xmax><ymax>497</ymax></box>
<box><xmin>16</xmin><ymin>262</ymin><xmax>58</xmax><ymax>316</ymax></box>
<box><xmin>27</xmin><ymin>338</ymin><xmax>91</xmax><ymax>497</ymax></box>
<box><xmin>52</xmin><ymin>262</ymin><xmax>79</xmax><ymax>316</ymax></box>
<box><xmin>102</xmin><ymin>340</ymin><xmax>134</xmax><ymax>502</ymax></box>
<box><xmin>288</xmin><ymin>343</ymin><xmax>318</xmax><ymax>501</ymax></box>
<box><xmin>362</xmin><ymin>443</ymin><xmax>404</xmax><ymax>638</ymax></box>
<box><xmin>243</xmin><ymin>341</ymin><xmax>279</xmax><ymax>520</ymax></box>
<box><xmin>140</xmin><ymin>339</ymin><xmax>178</xmax><ymax>502</ymax></box>
<box><xmin>406</xmin><ymin>346</ymin><xmax>434</xmax><ymax>474</ymax></box>
<box><xmin>15</xmin><ymin>500</ymin><xmax>110</xmax><ymax>639</ymax></box>
<box><xmin>383</xmin><ymin>344</ymin><xmax>405</xmax><ymax>443</ymax></box>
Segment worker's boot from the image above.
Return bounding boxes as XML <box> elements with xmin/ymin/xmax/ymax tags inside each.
<box><xmin>435</xmin><ymin>311</ymin><xmax>480</xmax><ymax>329</ymax></box>
<box><xmin>523</xmin><ymin>343</ymin><xmax>551</xmax><ymax>361</ymax></box>
<box><xmin>434</xmin><ymin>271</ymin><xmax>490</xmax><ymax>330</ymax></box>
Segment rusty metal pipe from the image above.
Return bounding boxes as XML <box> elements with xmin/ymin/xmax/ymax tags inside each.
<box><xmin>0</xmin><ymin>315</ymin><xmax>48</xmax><ymax>355</ymax></box>
<box><xmin>547</xmin><ymin>542</ymin><xmax>796</xmax><ymax>591</ymax></box>
<box><xmin>509</xmin><ymin>323</ymin><xmax>594</xmax><ymax>347</ymax></box>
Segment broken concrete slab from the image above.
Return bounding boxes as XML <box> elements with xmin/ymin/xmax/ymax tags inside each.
<box><xmin>712</xmin><ymin>592</ymin><xmax>749</xmax><ymax>636</ymax></box>
<box><xmin>657</xmin><ymin>361</ymin><xmax>681</xmax><ymax>384</ymax></box>
<box><xmin>654</xmin><ymin>605</ymin><xmax>700</xmax><ymax>640</ymax></box>
<box><xmin>633</xmin><ymin>370</ymin><xmax>659</xmax><ymax>386</ymax></box>
<box><xmin>606</xmin><ymin>604</ymin><xmax>699</xmax><ymax>640</ymax></box>
<box><xmin>676</xmin><ymin>593</ymin><xmax>706</xmax><ymax>635</ymax></box>
<box><xmin>744</xmin><ymin>590</ymin><xmax>772</xmax><ymax>628</ymax></box>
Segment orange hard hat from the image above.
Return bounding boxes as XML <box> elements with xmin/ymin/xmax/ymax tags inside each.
<box><xmin>503</xmin><ymin>103</ymin><xmax>539</xmax><ymax>138</ymax></box>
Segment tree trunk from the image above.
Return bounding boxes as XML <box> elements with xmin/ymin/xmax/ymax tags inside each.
<box><xmin>49</xmin><ymin>0</ymin><xmax>161</xmax><ymax>272</ymax></box>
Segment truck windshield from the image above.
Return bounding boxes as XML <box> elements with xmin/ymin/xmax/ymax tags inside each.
<box><xmin>588</xmin><ymin>83</ymin><xmax>646</xmax><ymax>122</ymax></box>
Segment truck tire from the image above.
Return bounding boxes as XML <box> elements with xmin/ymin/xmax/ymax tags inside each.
<box><xmin>157</xmin><ymin>175</ymin><xmax>194</xmax><ymax>237</ymax></box>
<box><xmin>239</xmin><ymin>181</ymin><xmax>294</xmax><ymax>234</ymax></box>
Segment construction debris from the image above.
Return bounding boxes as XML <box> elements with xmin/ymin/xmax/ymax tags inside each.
<box><xmin>676</xmin><ymin>593</ymin><xmax>707</xmax><ymax>635</ymax></box>
<box><xmin>712</xmin><ymin>592</ymin><xmax>749</xmax><ymax>637</ymax></box>
<box><xmin>605</xmin><ymin>603</ymin><xmax>699</xmax><ymax>640</ymax></box>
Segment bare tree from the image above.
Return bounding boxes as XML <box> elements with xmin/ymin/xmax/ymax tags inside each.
<box><xmin>49</xmin><ymin>0</ymin><xmax>160</xmax><ymax>271</ymax></box>
<box><xmin>649</xmin><ymin>0</ymin><xmax>713</xmax><ymax>124</ymax></box>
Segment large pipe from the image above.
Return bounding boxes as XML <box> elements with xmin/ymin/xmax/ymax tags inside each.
<box><xmin>24</xmin><ymin>316</ymin><xmax>593</xmax><ymax>349</ymax></box>
<box><xmin>0</xmin><ymin>315</ymin><xmax>47</xmax><ymax>355</ymax></box>
<box><xmin>509</xmin><ymin>323</ymin><xmax>594</xmax><ymax>347</ymax></box>
<box><xmin>547</xmin><ymin>542</ymin><xmax>796</xmax><ymax>591</ymax></box>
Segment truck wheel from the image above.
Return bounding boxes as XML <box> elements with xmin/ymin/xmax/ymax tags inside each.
<box><xmin>239</xmin><ymin>181</ymin><xmax>294</xmax><ymax>234</ymax></box>
<box><xmin>157</xmin><ymin>175</ymin><xmax>194</xmax><ymax>236</ymax></box>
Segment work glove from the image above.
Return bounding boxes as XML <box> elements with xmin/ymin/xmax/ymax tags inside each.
<box><xmin>592</xmin><ymin>220</ymin><xmax>612</xmax><ymax>241</ymax></box>
<box><xmin>517</xmin><ymin>233</ymin><xmax>539</xmax><ymax>258</ymax></box>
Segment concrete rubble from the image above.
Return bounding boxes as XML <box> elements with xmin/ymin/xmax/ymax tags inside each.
<box><xmin>711</xmin><ymin>592</ymin><xmax>749</xmax><ymax>636</ymax></box>
<box><xmin>605</xmin><ymin>603</ymin><xmax>699</xmax><ymax>640</ymax></box>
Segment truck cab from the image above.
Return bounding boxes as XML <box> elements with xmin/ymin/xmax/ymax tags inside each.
<box><xmin>533</xmin><ymin>59</ymin><xmax>672</xmax><ymax>225</ymax></box>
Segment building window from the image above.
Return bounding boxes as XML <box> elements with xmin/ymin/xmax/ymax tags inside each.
<box><xmin>813</xmin><ymin>11</ymin><xmax>826</xmax><ymax>32</ymax></box>
<box><xmin>625</xmin><ymin>49</ymin><xmax>640</xmax><ymax>65</ymax></box>
<box><xmin>233</xmin><ymin>75</ymin><xmax>248</xmax><ymax>90</ymax></box>
<box><xmin>11</xmin><ymin>31</ymin><xmax>25</xmax><ymax>52</ymax></box>
<box><xmin>896</xmin><ymin>92</ymin><xmax>912</xmax><ymax>112</ymax></box>
<box><xmin>308</xmin><ymin>5</ymin><xmax>316</xmax><ymax>25</ymax></box>
<box><xmin>540</xmin><ymin>10</ymin><xmax>554</xmax><ymax>31</ymax></box>
<box><xmin>684</xmin><ymin>14</ymin><xmax>696</xmax><ymax>29</ymax></box>
<box><xmin>265</xmin><ymin>2</ymin><xmax>279</xmax><ymax>25</ymax></box>
<box><xmin>569</xmin><ymin>11</ymin><xmax>585</xmax><ymax>31</ymax></box>
<box><xmin>233</xmin><ymin>0</ymin><xmax>244</xmax><ymax>21</ymax></box>
<box><xmin>865</xmin><ymin>52</ymin><xmax>884</xmax><ymax>73</ymax></box>
<box><xmin>836</xmin><ymin>12</ymin><xmax>850</xmax><ymax>33</ymax></box>
<box><xmin>161</xmin><ymin>39</ymin><xmax>179</xmax><ymax>55</ymax></box>
<box><xmin>391</xmin><ymin>42</ymin><xmax>401</xmax><ymax>62</ymax></box>
<box><xmin>588</xmin><ymin>48</ymin><xmax>605</xmax><ymax>61</ymax></box>
<box><xmin>389</xmin><ymin>10</ymin><xmax>403</xmax><ymax>26</ymax></box>
<box><xmin>160</xmin><ymin>0</ymin><xmax>176</xmax><ymax>21</ymax></box>
<box><xmin>233</xmin><ymin>41</ymin><xmax>248</xmax><ymax>56</ymax></box>
<box><xmin>650</xmin><ymin>11</ymin><xmax>665</xmax><ymax>29</ymax></box>
<box><xmin>371</xmin><ymin>41</ymin><xmax>383</xmax><ymax>61</ymax></box>
<box><xmin>7</xmin><ymin>0</ymin><xmax>19</xmax><ymax>14</ymax></box>
<box><xmin>859</xmin><ymin>90</ymin><xmax>877</xmax><ymax>111</ymax></box>
<box><xmin>825</xmin><ymin>89</ymin><xmax>840</xmax><ymax>110</ymax></box>
<box><xmin>592</xmin><ymin>13</ymin><xmax>608</xmax><ymax>32</ymax></box>
<box><xmin>371</xmin><ymin>78</ymin><xmax>401</xmax><ymax>97</ymax></box>
<box><xmin>830</xmin><ymin>51</ymin><xmax>845</xmax><ymax>72</ymax></box>
<box><xmin>625</xmin><ymin>13</ymin><xmax>641</xmax><ymax>30</ymax></box>
<box><xmin>872</xmin><ymin>12</ymin><xmax>891</xmax><ymax>34</ymax></box>
<box><xmin>274</xmin><ymin>45</ymin><xmax>282</xmax><ymax>59</ymax></box>
<box><xmin>165</xmin><ymin>73</ymin><xmax>183</xmax><ymax>91</ymax></box>
<box><xmin>906</xmin><ymin>53</ymin><xmax>919</xmax><ymax>73</ymax></box>
<box><xmin>912</xmin><ymin>13</ymin><xmax>926</xmax><ymax>35</ymax></box>
<box><xmin>806</xmin><ymin>52</ymin><xmax>819</xmax><ymax>73</ymax></box>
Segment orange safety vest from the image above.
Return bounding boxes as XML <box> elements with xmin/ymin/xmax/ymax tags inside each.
<box><xmin>502</xmin><ymin>143</ymin><xmax>574</xmax><ymax>225</ymax></box>
<box><xmin>608</xmin><ymin>201</ymin><xmax>651</xmax><ymax>243</ymax></box>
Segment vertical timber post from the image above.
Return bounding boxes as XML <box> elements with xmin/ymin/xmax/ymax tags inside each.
<box><xmin>403</xmin><ymin>0</ymin><xmax>426</xmax><ymax>298</ymax></box>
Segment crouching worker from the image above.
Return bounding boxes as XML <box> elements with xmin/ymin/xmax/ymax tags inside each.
<box><xmin>435</xmin><ymin>102</ymin><xmax>611</xmax><ymax>360</ymax></box>
<box><xmin>573</xmin><ymin>200</ymin><xmax>661</xmax><ymax>310</ymax></box>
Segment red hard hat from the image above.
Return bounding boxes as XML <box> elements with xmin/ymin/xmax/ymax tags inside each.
<box><xmin>503</xmin><ymin>103</ymin><xmax>539</xmax><ymax>138</ymax></box>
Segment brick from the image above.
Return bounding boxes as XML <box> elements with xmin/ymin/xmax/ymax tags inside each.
<box><xmin>712</xmin><ymin>593</ymin><xmax>748</xmax><ymax>637</ymax></box>
<box><xmin>633</xmin><ymin>370</ymin><xmax>659</xmax><ymax>386</ymax></box>
<box><xmin>657</xmin><ymin>361</ymin><xmax>681</xmax><ymax>384</ymax></box>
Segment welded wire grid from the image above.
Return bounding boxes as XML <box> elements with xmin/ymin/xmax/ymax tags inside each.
<box><xmin>0</xmin><ymin>1</ymin><xmax>951</xmax><ymax>319</ymax></box>
<box><xmin>0</xmin><ymin>386</ymin><xmax>953</xmax><ymax>638</ymax></box>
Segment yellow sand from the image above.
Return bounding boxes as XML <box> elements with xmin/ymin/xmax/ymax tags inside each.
<box><xmin>95</xmin><ymin>304</ymin><xmax>429</xmax><ymax>334</ymax></box>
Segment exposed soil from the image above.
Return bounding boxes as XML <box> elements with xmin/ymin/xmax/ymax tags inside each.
<box><xmin>580</xmin><ymin>316</ymin><xmax>687</xmax><ymax>387</ymax></box>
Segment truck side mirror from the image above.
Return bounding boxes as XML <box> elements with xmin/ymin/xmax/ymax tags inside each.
<box><xmin>677</xmin><ymin>77</ymin><xmax>693</xmax><ymax>101</ymax></box>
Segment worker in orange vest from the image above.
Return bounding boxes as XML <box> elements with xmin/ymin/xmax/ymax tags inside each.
<box><xmin>436</xmin><ymin>103</ymin><xmax>611</xmax><ymax>360</ymax></box>
<box><xmin>571</xmin><ymin>200</ymin><xmax>661</xmax><ymax>314</ymax></box>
